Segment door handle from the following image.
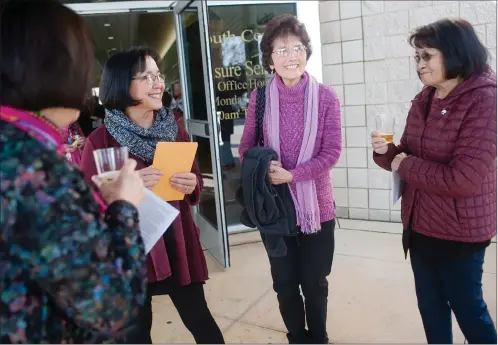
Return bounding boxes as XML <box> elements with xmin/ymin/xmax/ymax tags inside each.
<box><xmin>216</xmin><ymin>111</ymin><xmax>222</xmax><ymax>133</ymax></box>
<box><xmin>186</xmin><ymin>121</ymin><xmax>210</xmax><ymax>137</ymax></box>
<box><xmin>216</xmin><ymin>111</ymin><xmax>223</xmax><ymax>145</ymax></box>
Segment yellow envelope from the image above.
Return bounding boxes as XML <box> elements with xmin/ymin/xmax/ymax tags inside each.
<box><xmin>151</xmin><ymin>142</ymin><xmax>199</xmax><ymax>201</ymax></box>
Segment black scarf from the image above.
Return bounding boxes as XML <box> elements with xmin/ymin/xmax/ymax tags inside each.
<box><xmin>104</xmin><ymin>107</ymin><xmax>178</xmax><ymax>163</ymax></box>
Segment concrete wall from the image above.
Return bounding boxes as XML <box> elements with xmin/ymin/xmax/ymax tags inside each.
<box><xmin>319</xmin><ymin>1</ymin><xmax>497</xmax><ymax>222</ymax></box>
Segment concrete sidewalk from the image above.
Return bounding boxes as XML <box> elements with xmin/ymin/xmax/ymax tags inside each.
<box><xmin>151</xmin><ymin>220</ymin><xmax>497</xmax><ymax>344</ymax></box>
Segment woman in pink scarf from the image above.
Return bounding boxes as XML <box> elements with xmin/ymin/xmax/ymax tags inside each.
<box><xmin>239</xmin><ymin>14</ymin><xmax>342</xmax><ymax>344</ymax></box>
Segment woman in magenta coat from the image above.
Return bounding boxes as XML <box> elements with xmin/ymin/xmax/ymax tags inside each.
<box><xmin>80</xmin><ymin>46</ymin><xmax>224</xmax><ymax>344</ymax></box>
<box><xmin>371</xmin><ymin>19</ymin><xmax>496</xmax><ymax>344</ymax></box>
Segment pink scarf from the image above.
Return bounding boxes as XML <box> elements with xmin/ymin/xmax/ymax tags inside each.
<box><xmin>265</xmin><ymin>73</ymin><xmax>321</xmax><ymax>234</ymax></box>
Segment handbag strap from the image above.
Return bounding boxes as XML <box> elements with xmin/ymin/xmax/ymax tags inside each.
<box><xmin>255</xmin><ymin>86</ymin><xmax>266</xmax><ymax>147</ymax></box>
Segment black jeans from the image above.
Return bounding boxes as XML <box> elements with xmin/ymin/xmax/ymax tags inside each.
<box><xmin>126</xmin><ymin>282</ymin><xmax>225</xmax><ymax>344</ymax></box>
<box><xmin>261</xmin><ymin>219</ymin><xmax>335</xmax><ymax>344</ymax></box>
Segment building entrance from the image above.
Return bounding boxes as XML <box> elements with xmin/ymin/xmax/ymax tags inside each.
<box><xmin>67</xmin><ymin>0</ymin><xmax>230</xmax><ymax>267</ymax></box>
<box><xmin>65</xmin><ymin>0</ymin><xmax>299</xmax><ymax>268</ymax></box>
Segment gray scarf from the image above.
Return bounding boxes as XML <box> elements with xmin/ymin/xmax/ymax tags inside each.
<box><xmin>104</xmin><ymin>107</ymin><xmax>178</xmax><ymax>163</ymax></box>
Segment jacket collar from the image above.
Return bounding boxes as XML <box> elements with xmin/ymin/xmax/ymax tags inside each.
<box><xmin>413</xmin><ymin>70</ymin><xmax>497</xmax><ymax>108</ymax></box>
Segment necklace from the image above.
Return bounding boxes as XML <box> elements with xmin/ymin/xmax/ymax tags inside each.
<box><xmin>0</xmin><ymin>106</ymin><xmax>64</xmax><ymax>150</ymax></box>
<box><xmin>31</xmin><ymin>110</ymin><xmax>63</xmax><ymax>134</ymax></box>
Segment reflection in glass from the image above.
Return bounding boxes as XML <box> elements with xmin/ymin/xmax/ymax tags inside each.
<box><xmin>207</xmin><ymin>4</ymin><xmax>297</xmax><ymax>229</ymax></box>
<box><xmin>179</xmin><ymin>11</ymin><xmax>208</xmax><ymax>121</ymax></box>
<box><xmin>192</xmin><ymin>136</ymin><xmax>218</xmax><ymax>228</ymax></box>
<box><xmin>178</xmin><ymin>12</ymin><xmax>218</xmax><ymax>229</ymax></box>
<box><xmin>221</xmin><ymin>36</ymin><xmax>246</xmax><ymax>67</ymax></box>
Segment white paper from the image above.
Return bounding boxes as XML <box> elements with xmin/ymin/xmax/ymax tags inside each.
<box><xmin>392</xmin><ymin>171</ymin><xmax>403</xmax><ymax>206</ymax></box>
<box><xmin>137</xmin><ymin>188</ymin><xmax>180</xmax><ymax>254</ymax></box>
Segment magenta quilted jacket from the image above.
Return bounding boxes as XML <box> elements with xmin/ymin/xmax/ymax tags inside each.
<box><xmin>374</xmin><ymin>71</ymin><xmax>497</xmax><ymax>243</ymax></box>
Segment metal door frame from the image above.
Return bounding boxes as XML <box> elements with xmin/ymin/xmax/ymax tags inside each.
<box><xmin>66</xmin><ymin>1</ymin><xmax>175</xmax><ymax>14</ymax></box>
<box><xmin>174</xmin><ymin>0</ymin><xmax>230</xmax><ymax>268</ymax></box>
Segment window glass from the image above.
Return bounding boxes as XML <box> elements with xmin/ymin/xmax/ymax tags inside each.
<box><xmin>208</xmin><ymin>3</ymin><xmax>297</xmax><ymax>229</ymax></box>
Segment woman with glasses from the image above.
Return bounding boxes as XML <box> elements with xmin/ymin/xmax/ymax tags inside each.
<box><xmin>239</xmin><ymin>14</ymin><xmax>342</xmax><ymax>344</ymax></box>
<box><xmin>371</xmin><ymin>19</ymin><xmax>496</xmax><ymax>344</ymax></box>
<box><xmin>80</xmin><ymin>46</ymin><xmax>224</xmax><ymax>344</ymax></box>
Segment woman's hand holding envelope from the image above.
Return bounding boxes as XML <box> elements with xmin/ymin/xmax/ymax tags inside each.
<box><xmin>150</xmin><ymin>142</ymin><xmax>198</xmax><ymax>201</ymax></box>
<box><xmin>170</xmin><ymin>172</ymin><xmax>197</xmax><ymax>195</ymax></box>
<box><xmin>139</xmin><ymin>166</ymin><xmax>164</xmax><ymax>189</ymax></box>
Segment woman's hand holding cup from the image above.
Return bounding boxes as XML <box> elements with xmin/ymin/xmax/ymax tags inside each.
<box><xmin>371</xmin><ymin>131</ymin><xmax>389</xmax><ymax>155</ymax></box>
<box><xmin>63</xmin><ymin>144</ymin><xmax>77</xmax><ymax>154</ymax></box>
<box><xmin>92</xmin><ymin>159</ymin><xmax>144</xmax><ymax>207</ymax></box>
<box><xmin>75</xmin><ymin>136</ymin><xmax>85</xmax><ymax>148</ymax></box>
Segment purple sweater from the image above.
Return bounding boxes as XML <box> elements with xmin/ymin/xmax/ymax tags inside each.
<box><xmin>239</xmin><ymin>73</ymin><xmax>342</xmax><ymax>223</ymax></box>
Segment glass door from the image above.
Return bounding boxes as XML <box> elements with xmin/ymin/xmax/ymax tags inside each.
<box><xmin>174</xmin><ymin>0</ymin><xmax>230</xmax><ymax>268</ymax></box>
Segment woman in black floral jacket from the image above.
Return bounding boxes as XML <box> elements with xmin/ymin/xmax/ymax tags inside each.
<box><xmin>0</xmin><ymin>1</ymin><xmax>148</xmax><ymax>343</ymax></box>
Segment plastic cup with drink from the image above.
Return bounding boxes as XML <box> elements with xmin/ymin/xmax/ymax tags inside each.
<box><xmin>375</xmin><ymin>113</ymin><xmax>395</xmax><ymax>144</ymax></box>
<box><xmin>92</xmin><ymin>146</ymin><xmax>180</xmax><ymax>253</ymax></box>
<box><xmin>93</xmin><ymin>147</ymin><xmax>129</xmax><ymax>181</ymax></box>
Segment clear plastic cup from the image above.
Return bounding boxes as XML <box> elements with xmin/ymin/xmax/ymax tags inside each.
<box><xmin>93</xmin><ymin>147</ymin><xmax>129</xmax><ymax>180</ymax></box>
<box><xmin>375</xmin><ymin>113</ymin><xmax>395</xmax><ymax>144</ymax></box>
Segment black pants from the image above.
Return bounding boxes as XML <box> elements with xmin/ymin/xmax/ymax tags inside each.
<box><xmin>126</xmin><ymin>282</ymin><xmax>225</xmax><ymax>344</ymax></box>
<box><xmin>261</xmin><ymin>219</ymin><xmax>335</xmax><ymax>344</ymax></box>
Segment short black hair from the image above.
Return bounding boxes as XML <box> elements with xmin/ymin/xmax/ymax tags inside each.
<box><xmin>260</xmin><ymin>14</ymin><xmax>312</xmax><ymax>73</ymax></box>
<box><xmin>99</xmin><ymin>46</ymin><xmax>161</xmax><ymax>111</ymax></box>
<box><xmin>409</xmin><ymin>18</ymin><xmax>489</xmax><ymax>80</ymax></box>
<box><xmin>0</xmin><ymin>0</ymin><xmax>94</xmax><ymax>111</ymax></box>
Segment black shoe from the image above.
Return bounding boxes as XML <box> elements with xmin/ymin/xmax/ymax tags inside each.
<box><xmin>222</xmin><ymin>163</ymin><xmax>236</xmax><ymax>171</ymax></box>
<box><xmin>307</xmin><ymin>330</ymin><xmax>329</xmax><ymax>344</ymax></box>
<box><xmin>287</xmin><ymin>330</ymin><xmax>312</xmax><ymax>344</ymax></box>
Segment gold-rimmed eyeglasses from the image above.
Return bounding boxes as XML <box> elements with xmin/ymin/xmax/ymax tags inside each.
<box><xmin>132</xmin><ymin>73</ymin><xmax>166</xmax><ymax>85</ymax></box>
<box><xmin>272</xmin><ymin>45</ymin><xmax>307</xmax><ymax>58</ymax></box>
